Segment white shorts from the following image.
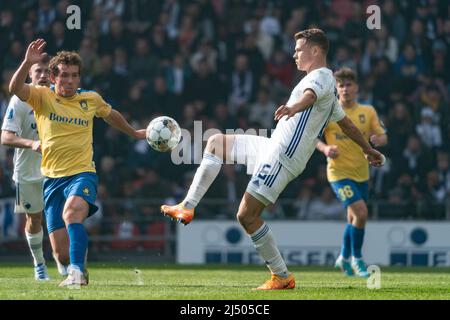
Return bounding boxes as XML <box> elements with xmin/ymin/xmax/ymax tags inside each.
<box><xmin>231</xmin><ymin>135</ymin><xmax>296</xmax><ymax>206</ymax></box>
<box><xmin>15</xmin><ymin>181</ymin><xmax>44</xmax><ymax>214</ymax></box>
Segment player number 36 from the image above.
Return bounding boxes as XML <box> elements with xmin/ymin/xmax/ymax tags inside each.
<box><xmin>338</xmin><ymin>185</ymin><xmax>354</xmax><ymax>201</ymax></box>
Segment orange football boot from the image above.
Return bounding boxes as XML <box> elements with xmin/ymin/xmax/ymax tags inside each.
<box><xmin>160</xmin><ymin>203</ymin><xmax>195</xmax><ymax>225</ymax></box>
<box><xmin>253</xmin><ymin>273</ymin><xmax>296</xmax><ymax>290</ymax></box>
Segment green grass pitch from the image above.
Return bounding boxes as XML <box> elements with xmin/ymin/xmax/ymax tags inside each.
<box><xmin>0</xmin><ymin>263</ymin><xmax>449</xmax><ymax>300</ymax></box>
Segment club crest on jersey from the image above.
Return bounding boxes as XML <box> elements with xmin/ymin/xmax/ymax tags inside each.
<box><xmin>83</xmin><ymin>187</ymin><xmax>90</xmax><ymax>195</ymax></box>
<box><xmin>359</xmin><ymin>114</ymin><xmax>366</xmax><ymax>123</ymax></box>
<box><xmin>79</xmin><ymin>100</ymin><xmax>88</xmax><ymax>111</ymax></box>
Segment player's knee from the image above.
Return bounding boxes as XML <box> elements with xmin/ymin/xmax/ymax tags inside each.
<box><xmin>352</xmin><ymin>203</ymin><xmax>368</xmax><ymax>221</ymax></box>
<box><xmin>236</xmin><ymin>212</ymin><xmax>248</xmax><ymax>229</ymax></box>
<box><xmin>236</xmin><ymin>210</ymin><xmax>255</xmax><ymax>232</ymax></box>
<box><xmin>206</xmin><ymin>134</ymin><xmax>225</xmax><ymax>159</ymax></box>
<box><xmin>63</xmin><ymin>203</ymin><xmax>87</xmax><ymax>223</ymax></box>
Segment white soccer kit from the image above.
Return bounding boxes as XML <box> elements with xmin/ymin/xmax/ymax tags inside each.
<box><xmin>232</xmin><ymin>67</ymin><xmax>346</xmax><ymax>205</ymax></box>
<box><xmin>1</xmin><ymin>96</ymin><xmax>44</xmax><ymax>213</ymax></box>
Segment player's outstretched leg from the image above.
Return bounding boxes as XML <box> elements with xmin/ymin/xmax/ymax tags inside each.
<box><xmin>238</xmin><ymin>193</ymin><xmax>295</xmax><ymax>290</ymax></box>
<box><xmin>161</xmin><ymin>134</ymin><xmax>234</xmax><ymax>225</ymax></box>
<box><xmin>25</xmin><ymin>213</ymin><xmax>50</xmax><ymax>281</ymax></box>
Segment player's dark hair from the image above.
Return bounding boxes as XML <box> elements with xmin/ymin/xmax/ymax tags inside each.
<box><xmin>49</xmin><ymin>51</ymin><xmax>83</xmax><ymax>76</ymax></box>
<box><xmin>334</xmin><ymin>67</ymin><xmax>358</xmax><ymax>84</ymax></box>
<box><xmin>294</xmin><ymin>28</ymin><xmax>329</xmax><ymax>55</ymax></box>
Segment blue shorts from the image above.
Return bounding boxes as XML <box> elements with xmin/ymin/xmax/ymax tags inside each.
<box><xmin>43</xmin><ymin>172</ymin><xmax>98</xmax><ymax>234</ymax></box>
<box><xmin>330</xmin><ymin>179</ymin><xmax>369</xmax><ymax>208</ymax></box>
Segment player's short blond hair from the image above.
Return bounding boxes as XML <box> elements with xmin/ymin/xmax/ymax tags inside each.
<box><xmin>334</xmin><ymin>67</ymin><xmax>358</xmax><ymax>84</ymax></box>
<box><xmin>49</xmin><ymin>51</ymin><xmax>83</xmax><ymax>76</ymax></box>
<box><xmin>294</xmin><ymin>28</ymin><xmax>329</xmax><ymax>55</ymax></box>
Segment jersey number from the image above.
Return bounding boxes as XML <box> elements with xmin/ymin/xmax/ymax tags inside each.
<box><xmin>338</xmin><ymin>185</ymin><xmax>354</xmax><ymax>201</ymax></box>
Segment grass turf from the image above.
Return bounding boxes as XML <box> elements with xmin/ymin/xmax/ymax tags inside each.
<box><xmin>0</xmin><ymin>263</ymin><xmax>449</xmax><ymax>300</ymax></box>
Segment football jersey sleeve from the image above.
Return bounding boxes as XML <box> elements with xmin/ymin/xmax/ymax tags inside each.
<box><xmin>94</xmin><ymin>92</ymin><xmax>112</xmax><ymax>118</ymax></box>
<box><xmin>25</xmin><ymin>85</ymin><xmax>46</xmax><ymax>111</ymax></box>
<box><xmin>303</xmin><ymin>69</ymin><xmax>331</xmax><ymax>100</ymax></box>
<box><xmin>369</xmin><ymin>107</ymin><xmax>386</xmax><ymax>135</ymax></box>
<box><xmin>330</xmin><ymin>100</ymin><xmax>346</xmax><ymax>122</ymax></box>
<box><xmin>1</xmin><ymin>96</ymin><xmax>23</xmax><ymax>133</ymax></box>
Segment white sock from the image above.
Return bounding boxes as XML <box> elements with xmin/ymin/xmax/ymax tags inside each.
<box><xmin>250</xmin><ymin>223</ymin><xmax>289</xmax><ymax>278</ymax></box>
<box><xmin>183</xmin><ymin>152</ymin><xmax>222</xmax><ymax>208</ymax></box>
<box><xmin>26</xmin><ymin>230</ymin><xmax>45</xmax><ymax>266</ymax></box>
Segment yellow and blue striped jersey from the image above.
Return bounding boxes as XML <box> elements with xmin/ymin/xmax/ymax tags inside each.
<box><xmin>26</xmin><ymin>85</ymin><xmax>111</xmax><ymax>178</ymax></box>
<box><xmin>324</xmin><ymin>103</ymin><xmax>385</xmax><ymax>182</ymax></box>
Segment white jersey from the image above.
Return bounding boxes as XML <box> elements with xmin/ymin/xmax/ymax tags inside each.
<box><xmin>271</xmin><ymin>67</ymin><xmax>346</xmax><ymax>176</ymax></box>
<box><xmin>1</xmin><ymin>96</ymin><xmax>43</xmax><ymax>183</ymax></box>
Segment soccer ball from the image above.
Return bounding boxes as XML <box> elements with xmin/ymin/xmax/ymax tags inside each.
<box><xmin>146</xmin><ymin>116</ymin><xmax>181</xmax><ymax>152</ymax></box>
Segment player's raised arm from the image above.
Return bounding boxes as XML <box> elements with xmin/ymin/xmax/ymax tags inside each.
<box><xmin>274</xmin><ymin>89</ymin><xmax>317</xmax><ymax>121</ymax></box>
<box><xmin>9</xmin><ymin>39</ymin><xmax>48</xmax><ymax>101</ymax></box>
<box><xmin>336</xmin><ymin>115</ymin><xmax>385</xmax><ymax>167</ymax></box>
<box><xmin>103</xmin><ymin>109</ymin><xmax>146</xmax><ymax>139</ymax></box>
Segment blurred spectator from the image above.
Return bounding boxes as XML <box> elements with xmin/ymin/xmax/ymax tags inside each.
<box><xmin>2</xmin><ymin>40</ymin><xmax>24</xmax><ymax>70</ymax></box>
<box><xmin>111</xmin><ymin>210</ymin><xmax>140</xmax><ymax>250</ymax></box>
<box><xmin>228</xmin><ymin>54</ymin><xmax>254</xmax><ymax>115</ymax></box>
<box><xmin>386</xmin><ymin>102</ymin><xmax>414</xmax><ymax>161</ymax></box>
<box><xmin>397</xmin><ymin>135</ymin><xmax>434</xmax><ymax>182</ymax></box>
<box><xmin>243</xmin><ymin>17</ymin><xmax>274</xmax><ymax>61</ymax></box>
<box><xmin>98</xmin><ymin>16</ymin><xmax>133</xmax><ymax>55</ymax></box>
<box><xmin>79</xmin><ymin>37</ymin><xmax>101</xmax><ymax>85</ymax></box>
<box><xmin>373</xmin><ymin>24</ymin><xmax>399</xmax><ymax>63</ymax></box>
<box><xmin>248</xmin><ymin>88</ymin><xmax>276</xmax><ymax>129</ymax></box>
<box><xmin>149</xmin><ymin>23</ymin><xmax>176</xmax><ymax>62</ymax></box>
<box><xmin>186</xmin><ymin>57</ymin><xmax>223</xmax><ymax>108</ymax></box>
<box><xmin>382</xmin><ymin>0</ymin><xmax>407</xmax><ymax>44</ymax></box>
<box><xmin>148</xmin><ymin>75</ymin><xmax>181</xmax><ymax>118</ymax></box>
<box><xmin>91</xmin><ymin>54</ymin><xmax>127</xmax><ymax>104</ymax></box>
<box><xmin>165</xmin><ymin>53</ymin><xmax>191</xmax><ymax>96</ymax></box>
<box><xmin>129</xmin><ymin>38</ymin><xmax>160</xmax><ymax>82</ymax></box>
<box><xmin>417</xmin><ymin>84</ymin><xmax>449</xmax><ymax>136</ymax></box>
<box><xmin>415</xmin><ymin>107</ymin><xmax>442</xmax><ymax>149</ymax></box>
<box><xmin>395</xmin><ymin>42</ymin><xmax>425</xmax><ymax>80</ymax></box>
<box><xmin>293</xmin><ymin>185</ymin><xmax>313</xmax><ymax>220</ymax></box>
<box><xmin>266</xmin><ymin>48</ymin><xmax>296</xmax><ymax>88</ymax></box>
<box><xmin>37</xmin><ymin>0</ymin><xmax>56</xmax><ymax>34</ymax></box>
<box><xmin>0</xmin><ymin>1</ymin><xmax>449</xmax><ymax>227</ymax></box>
<box><xmin>331</xmin><ymin>44</ymin><xmax>357</xmax><ymax>71</ymax></box>
<box><xmin>190</xmin><ymin>38</ymin><xmax>218</xmax><ymax>73</ymax></box>
<box><xmin>307</xmin><ymin>187</ymin><xmax>346</xmax><ymax>220</ymax></box>
<box><xmin>436</xmin><ymin>151</ymin><xmax>450</xmax><ymax>198</ymax></box>
<box><xmin>423</xmin><ymin>170</ymin><xmax>447</xmax><ymax>203</ymax></box>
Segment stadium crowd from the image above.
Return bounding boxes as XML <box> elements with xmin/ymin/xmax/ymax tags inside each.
<box><xmin>0</xmin><ymin>0</ymin><xmax>449</xmax><ymax>230</ymax></box>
